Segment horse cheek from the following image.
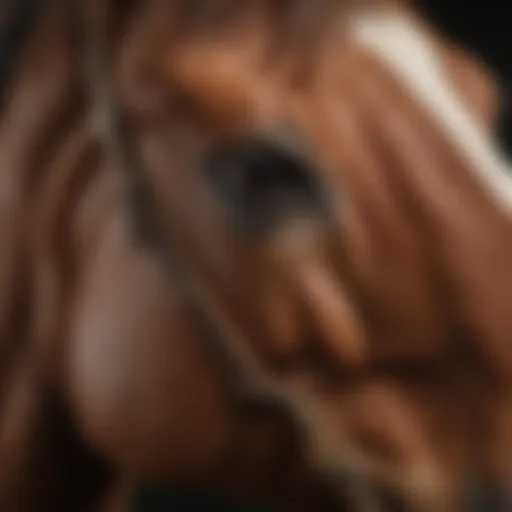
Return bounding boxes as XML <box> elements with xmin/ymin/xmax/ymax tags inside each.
<box><xmin>65</xmin><ymin>232</ymin><xmax>235</xmax><ymax>482</ymax></box>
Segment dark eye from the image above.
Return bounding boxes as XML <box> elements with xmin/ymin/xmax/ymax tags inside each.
<box><xmin>205</xmin><ymin>135</ymin><xmax>332</xmax><ymax>238</ymax></box>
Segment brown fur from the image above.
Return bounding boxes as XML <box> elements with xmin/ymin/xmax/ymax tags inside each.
<box><xmin>0</xmin><ymin>1</ymin><xmax>509</xmax><ymax>511</ymax></box>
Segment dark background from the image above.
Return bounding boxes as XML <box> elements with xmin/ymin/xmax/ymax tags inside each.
<box><xmin>134</xmin><ymin>3</ymin><xmax>511</xmax><ymax>511</ymax></box>
<box><xmin>419</xmin><ymin>2</ymin><xmax>511</xmax><ymax>84</ymax></box>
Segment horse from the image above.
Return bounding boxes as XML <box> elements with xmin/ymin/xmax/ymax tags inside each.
<box><xmin>0</xmin><ymin>0</ymin><xmax>511</xmax><ymax>510</ymax></box>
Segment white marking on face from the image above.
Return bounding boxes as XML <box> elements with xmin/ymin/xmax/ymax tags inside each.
<box><xmin>349</xmin><ymin>9</ymin><xmax>512</xmax><ymax>213</ymax></box>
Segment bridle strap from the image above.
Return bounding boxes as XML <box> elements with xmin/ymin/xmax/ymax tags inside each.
<box><xmin>76</xmin><ymin>1</ymin><xmax>381</xmax><ymax>509</ymax></box>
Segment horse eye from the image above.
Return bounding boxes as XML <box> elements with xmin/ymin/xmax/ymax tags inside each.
<box><xmin>205</xmin><ymin>135</ymin><xmax>331</xmax><ymax>238</ymax></box>
<box><xmin>207</xmin><ymin>137</ymin><xmax>315</xmax><ymax>199</ymax></box>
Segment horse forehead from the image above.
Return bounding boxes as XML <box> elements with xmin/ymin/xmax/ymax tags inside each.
<box><xmin>166</xmin><ymin>6</ymin><xmax>512</xmax><ymax>210</ymax></box>
<box><xmin>167</xmin><ymin>40</ymin><xmax>285</xmax><ymax>129</ymax></box>
<box><xmin>349</xmin><ymin>8</ymin><xmax>512</xmax><ymax>213</ymax></box>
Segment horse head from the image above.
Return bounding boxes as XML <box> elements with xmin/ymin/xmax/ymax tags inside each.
<box><xmin>1</xmin><ymin>1</ymin><xmax>511</xmax><ymax>511</ymax></box>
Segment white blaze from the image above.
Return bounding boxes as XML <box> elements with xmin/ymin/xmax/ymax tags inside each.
<box><xmin>350</xmin><ymin>9</ymin><xmax>512</xmax><ymax>212</ymax></box>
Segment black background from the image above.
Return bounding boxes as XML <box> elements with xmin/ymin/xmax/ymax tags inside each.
<box><xmin>418</xmin><ymin>2</ymin><xmax>511</xmax><ymax>83</ymax></box>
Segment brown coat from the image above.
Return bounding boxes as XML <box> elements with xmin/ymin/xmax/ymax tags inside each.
<box><xmin>0</xmin><ymin>1</ymin><xmax>509</xmax><ymax>511</ymax></box>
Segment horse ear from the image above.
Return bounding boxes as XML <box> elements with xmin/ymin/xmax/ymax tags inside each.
<box><xmin>438</xmin><ymin>44</ymin><xmax>512</xmax><ymax>161</ymax></box>
<box><xmin>437</xmin><ymin>42</ymin><xmax>500</xmax><ymax>133</ymax></box>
